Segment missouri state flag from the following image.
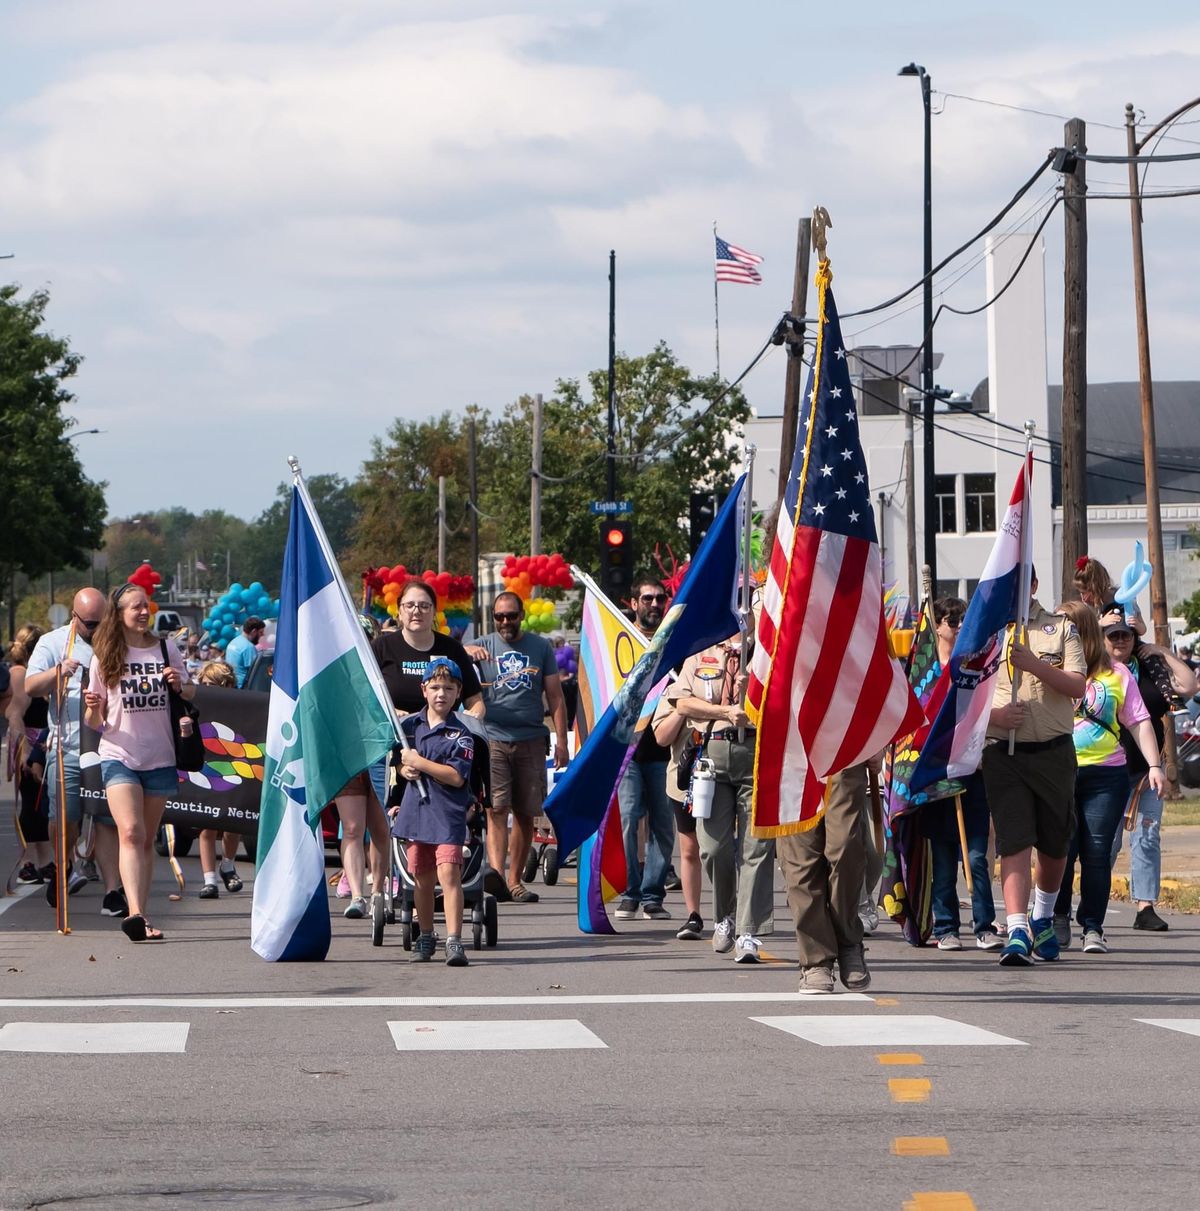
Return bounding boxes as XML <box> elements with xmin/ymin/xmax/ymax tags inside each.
<box><xmin>250</xmin><ymin>472</ymin><xmax>398</xmax><ymax>962</ymax></box>
<box><xmin>907</xmin><ymin>455</ymin><xmax>1032</xmax><ymax>798</ymax></box>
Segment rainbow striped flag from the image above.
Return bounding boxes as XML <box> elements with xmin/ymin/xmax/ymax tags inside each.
<box><xmin>570</xmin><ymin>573</ymin><xmax>657</xmax><ymax>934</ymax></box>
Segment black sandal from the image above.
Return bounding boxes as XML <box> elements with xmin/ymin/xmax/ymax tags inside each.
<box><xmin>121</xmin><ymin>914</ymin><xmax>148</xmax><ymax>942</ymax></box>
<box><xmin>509</xmin><ymin>883</ymin><xmax>540</xmax><ymax>904</ymax></box>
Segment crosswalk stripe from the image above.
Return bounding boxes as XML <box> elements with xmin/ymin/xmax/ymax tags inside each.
<box><xmin>750</xmin><ymin>1014</ymin><xmax>1025</xmax><ymax>1047</ymax></box>
<box><xmin>0</xmin><ymin>991</ymin><xmax>874</xmax><ymax>1009</ymax></box>
<box><xmin>1135</xmin><ymin>1018</ymin><xmax>1200</xmax><ymax>1038</ymax></box>
<box><xmin>0</xmin><ymin>1021</ymin><xmax>189</xmax><ymax>1053</ymax></box>
<box><xmin>388</xmin><ymin>1018</ymin><xmax>606</xmax><ymax>1051</ymax></box>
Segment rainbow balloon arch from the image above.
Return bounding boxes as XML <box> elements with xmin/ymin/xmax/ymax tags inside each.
<box><xmin>362</xmin><ymin>554</ymin><xmax>575</xmax><ymax>638</ymax></box>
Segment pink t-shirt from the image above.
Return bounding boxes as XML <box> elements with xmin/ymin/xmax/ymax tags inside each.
<box><xmin>93</xmin><ymin>641</ymin><xmax>190</xmax><ymax>770</ymax></box>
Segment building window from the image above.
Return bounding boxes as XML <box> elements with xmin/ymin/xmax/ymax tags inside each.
<box><xmin>935</xmin><ymin>579</ymin><xmax>962</xmax><ymax>601</ymax></box>
<box><xmin>1180</xmin><ymin>531</ymin><xmax>1200</xmax><ymax>551</ymax></box>
<box><xmin>934</xmin><ymin>474</ymin><xmax>957</xmax><ymax>534</ymax></box>
<box><xmin>965</xmin><ymin>578</ymin><xmax>980</xmax><ymax>601</ymax></box>
<box><xmin>964</xmin><ymin>473</ymin><xmax>996</xmax><ymax>533</ymax></box>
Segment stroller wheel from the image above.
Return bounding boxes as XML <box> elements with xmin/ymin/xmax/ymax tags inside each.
<box><xmin>402</xmin><ymin>919</ymin><xmax>414</xmax><ymax>951</ymax></box>
<box><xmin>472</xmin><ymin>918</ymin><xmax>483</xmax><ymax>950</ymax></box>
<box><xmin>484</xmin><ymin>894</ymin><xmax>499</xmax><ymax>947</ymax></box>
<box><xmin>371</xmin><ymin>895</ymin><xmax>385</xmax><ymax>947</ymax></box>
<box><xmin>522</xmin><ymin>847</ymin><xmax>539</xmax><ymax>884</ymax></box>
<box><xmin>542</xmin><ymin>846</ymin><xmax>559</xmax><ymax>886</ymax></box>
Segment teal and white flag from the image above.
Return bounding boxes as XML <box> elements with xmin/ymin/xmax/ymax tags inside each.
<box><xmin>250</xmin><ymin>466</ymin><xmax>398</xmax><ymax>961</ymax></box>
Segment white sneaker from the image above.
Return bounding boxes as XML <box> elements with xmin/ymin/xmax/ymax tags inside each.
<box><xmin>975</xmin><ymin>930</ymin><xmax>1004</xmax><ymax>951</ymax></box>
<box><xmin>711</xmin><ymin>916</ymin><xmax>735</xmax><ymax>954</ymax></box>
<box><xmin>733</xmin><ymin>934</ymin><xmax>762</xmax><ymax>963</ymax></box>
<box><xmin>1082</xmin><ymin>930</ymin><xmax>1108</xmax><ymax>954</ymax></box>
<box><xmin>859</xmin><ymin>900</ymin><xmax>879</xmax><ymax>935</ymax></box>
<box><xmin>936</xmin><ymin>934</ymin><xmax>962</xmax><ymax>950</ymax></box>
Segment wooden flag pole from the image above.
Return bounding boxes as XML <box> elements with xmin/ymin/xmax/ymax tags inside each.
<box><xmin>1007</xmin><ymin>422</ymin><xmax>1037</xmax><ymax>755</ymax></box>
<box><xmin>53</xmin><ymin>619</ymin><xmax>78</xmax><ymax>934</ymax></box>
<box><xmin>954</xmin><ymin>794</ymin><xmax>974</xmax><ymax>896</ymax></box>
<box><xmin>868</xmin><ymin>768</ymin><xmax>885</xmax><ymax>864</ymax></box>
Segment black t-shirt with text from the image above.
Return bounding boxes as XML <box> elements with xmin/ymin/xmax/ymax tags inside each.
<box><xmin>372</xmin><ymin>631</ymin><xmax>482</xmax><ymax>714</ymax></box>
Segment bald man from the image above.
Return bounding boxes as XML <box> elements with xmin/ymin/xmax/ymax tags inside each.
<box><xmin>25</xmin><ymin>588</ymin><xmax>125</xmax><ymax>916</ymax></box>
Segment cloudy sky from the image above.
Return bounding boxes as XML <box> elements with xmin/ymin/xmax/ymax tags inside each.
<box><xmin>4</xmin><ymin>1</ymin><xmax>1199</xmax><ymax>518</ymax></box>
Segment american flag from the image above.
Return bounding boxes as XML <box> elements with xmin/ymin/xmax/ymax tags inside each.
<box><xmin>715</xmin><ymin>234</ymin><xmax>763</xmax><ymax>284</ymax></box>
<box><xmin>747</xmin><ymin>265</ymin><xmax>924</xmax><ymax>836</ymax></box>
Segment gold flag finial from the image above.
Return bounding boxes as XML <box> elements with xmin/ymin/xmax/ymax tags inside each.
<box><xmin>811</xmin><ymin>207</ymin><xmax>832</xmax><ymax>259</ymax></box>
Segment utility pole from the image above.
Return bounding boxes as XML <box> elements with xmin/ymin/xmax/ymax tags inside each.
<box><xmin>530</xmin><ymin>392</ymin><xmax>543</xmax><ymax>556</ymax></box>
<box><xmin>777</xmin><ymin>217</ymin><xmax>812</xmax><ymax>497</ymax></box>
<box><xmin>607</xmin><ymin>251</ymin><xmax>617</xmax><ymax>503</ymax></box>
<box><xmin>876</xmin><ymin>490</ymin><xmax>888</xmax><ymax>574</ymax></box>
<box><xmin>468</xmin><ymin>417</ymin><xmax>480</xmax><ymax>632</ymax></box>
<box><xmin>437</xmin><ymin>475</ymin><xmax>446</xmax><ymax>574</ymax></box>
<box><xmin>1061</xmin><ymin>117</ymin><xmax>1089</xmax><ymax>604</ymax></box>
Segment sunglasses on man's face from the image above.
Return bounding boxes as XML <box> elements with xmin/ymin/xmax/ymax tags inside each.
<box><xmin>73</xmin><ymin>612</ymin><xmax>102</xmax><ymax>630</ymax></box>
<box><xmin>494</xmin><ymin>611</ymin><xmax>521</xmax><ymax>622</ymax></box>
<box><xmin>639</xmin><ymin>593</ymin><xmax>666</xmax><ymax>604</ymax></box>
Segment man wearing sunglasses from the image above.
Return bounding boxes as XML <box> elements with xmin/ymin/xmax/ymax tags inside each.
<box><xmin>24</xmin><ymin>588</ymin><xmax>124</xmax><ymax>916</ymax></box>
<box><xmin>466</xmin><ymin>592</ymin><xmax>569</xmax><ymax>904</ymax></box>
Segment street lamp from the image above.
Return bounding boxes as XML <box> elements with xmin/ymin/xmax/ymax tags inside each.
<box><xmin>899</xmin><ymin>61</ymin><xmax>937</xmax><ymax>585</ymax></box>
<box><xmin>64</xmin><ymin>428</ymin><xmax>103</xmax><ymax>441</ymax></box>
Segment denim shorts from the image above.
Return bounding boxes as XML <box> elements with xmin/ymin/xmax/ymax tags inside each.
<box><xmin>101</xmin><ymin>761</ymin><xmax>179</xmax><ymax>794</ymax></box>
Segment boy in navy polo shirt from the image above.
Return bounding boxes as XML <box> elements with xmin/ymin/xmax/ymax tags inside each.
<box><xmin>392</xmin><ymin>657</ymin><xmax>475</xmax><ymax>967</ymax></box>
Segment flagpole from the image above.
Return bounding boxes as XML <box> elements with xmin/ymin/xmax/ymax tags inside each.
<box><xmin>570</xmin><ymin>565</ymin><xmax>650</xmax><ymax>650</ymax></box>
<box><xmin>738</xmin><ymin>445</ymin><xmax>756</xmax><ymax>742</ymax></box>
<box><xmin>713</xmin><ymin>221</ymin><xmax>721</xmax><ymax>379</ymax></box>
<box><xmin>1007</xmin><ymin>422</ymin><xmax>1037</xmax><ymax>755</ymax></box>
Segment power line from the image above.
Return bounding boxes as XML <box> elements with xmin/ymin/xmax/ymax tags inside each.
<box><xmin>839</xmin><ymin>152</ymin><xmax>1056</xmax><ymax>319</ymax></box>
<box><xmin>934</xmin><ymin>90</ymin><xmax>1200</xmax><ymax>149</ymax></box>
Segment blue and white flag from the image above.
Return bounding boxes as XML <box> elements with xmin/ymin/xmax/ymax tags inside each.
<box><xmin>907</xmin><ymin>456</ymin><xmax>1031</xmax><ymax>796</ymax></box>
<box><xmin>250</xmin><ymin>472</ymin><xmax>398</xmax><ymax>962</ymax></box>
<box><xmin>545</xmin><ymin>475</ymin><xmax>747</xmax><ymax>859</ymax></box>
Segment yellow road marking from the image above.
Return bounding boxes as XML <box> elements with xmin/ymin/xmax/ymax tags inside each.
<box><xmin>888</xmin><ymin>1077</ymin><xmax>932</xmax><ymax>1103</ymax></box>
<box><xmin>892</xmin><ymin>1137</ymin><xmax>950</xmax><ymax>1157</ymax></box>
<box><xmin>752</xmin><ymin>950</ymin><xmax>789</xmax><ymax>964</ymax></box>
<box><xmin>903</xmin><ymin>1194</ymin><xmax>976</xmax><ymax>1210</ymax></box>
<box><xmin>878</xmin><ymin>1052</ymin><xmax>924</xmax><ymax>1066</ymax></box>
<box><xmin>876</xmin><ymin>997</ymin><xmax>900</xmax><ymax>1005</ymax></box>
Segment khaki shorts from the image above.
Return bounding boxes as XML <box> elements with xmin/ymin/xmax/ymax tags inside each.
<box><xmin>489</xmin><ymin>737</ymin><xmax>547</xmax><ymax>818</ymax></box>
<box><xmin>981</xmin><ymin>736</ymin><xmax>1077</xmax><ymax>859</ymax></box>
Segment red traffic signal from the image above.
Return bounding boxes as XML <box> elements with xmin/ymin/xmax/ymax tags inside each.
<box><xmin>604</xmin><ymin>526</ymin><xmax>626</xmax><ymax>547</ymax></box>
<box><xmin>598</xmin><ymin>518</ymin><xmax>633</xmax><ymax>598</ymax></box>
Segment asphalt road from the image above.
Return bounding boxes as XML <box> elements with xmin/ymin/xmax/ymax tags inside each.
<box><xmin>1</xmin><ymin>845</ymin><xmax>1197</xmax><ymax>1211</ymax></box>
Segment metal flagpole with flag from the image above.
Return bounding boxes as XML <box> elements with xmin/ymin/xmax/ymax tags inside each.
<box><xmin>250</xmin><ymin>457</ymin><xmax>400</xmax><ymax>962</ymax></box>
<box><xmin>713</xmin><ymin>228</ymin><xmax>763</xmax><ymax>378</ymax></box>
<box><xmin>747</xmin><ymin>213</ymin><xmax>924</xmax><ymax>838</ymax></box>
<box><xmin>546</xmin><ymin>476</ymin><xmax>747</xmax><ymax>861</ymax></box>
<box><xmin>906</xmin><ymin>445</ymin><xmax>1035</xmax><ymax>801</ymax></box>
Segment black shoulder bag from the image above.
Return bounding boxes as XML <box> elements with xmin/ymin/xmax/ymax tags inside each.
<box><xmin>676</xmin><ymin>721</ymin><xmax>716</xmax><ymax>792</ymax></box>
<box><xmin>160</xmin><ymin>639</ymin><xmax>204</xmax><ymax>771</ymax></box>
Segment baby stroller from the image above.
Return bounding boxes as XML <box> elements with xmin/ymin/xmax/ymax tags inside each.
<box><xmin>372</xmin><ymin>716</ymin><xmax>499</xmax><ymax>951</ymax></box>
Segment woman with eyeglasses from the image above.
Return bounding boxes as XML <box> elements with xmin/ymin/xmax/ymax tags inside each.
<box><xmin>83</xmin><ymin>583</ymin><xmax>195</xmax><ymax>942</ymax></box>
<box><xmin>1052</xmin><ymin>601</ymin><xmax>1164</xmax><ymax>955</ymax></box>
<box><xmin>1102</xmin><ymin>614</ymin><xmax>1197</xmax><ymax>933</ymax></box>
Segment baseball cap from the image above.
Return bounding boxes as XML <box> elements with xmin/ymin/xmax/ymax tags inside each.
<box><xmin>1103</xmin><ymin>619</ymin><xmax>1134</xmax><ymax>639</ymax></box>
<box><xmin>421</xmin><ymin>655</ymin><xmax>462</xmax><ymax>683</ymax></box>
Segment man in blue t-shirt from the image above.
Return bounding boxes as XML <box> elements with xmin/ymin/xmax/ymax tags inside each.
<box><xmin>466</xmin><ymin>593</ymin><xmax>569</xmax><ymax>903</ymax></box>
<box><xmin>224</xmin><ymin>616</ymin><xmax>265</xmax><ymax>688</ymax></box>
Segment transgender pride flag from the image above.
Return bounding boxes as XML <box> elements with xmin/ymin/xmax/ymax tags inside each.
<box><xmin>907</xmin><ymin>455</ymin><xmax>1032</xmax><ymax>797</ymax></box>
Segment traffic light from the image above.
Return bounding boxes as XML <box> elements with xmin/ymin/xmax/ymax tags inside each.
<box><xmin>599</xmin><ymin>518</ymin><xmax>633</xmax><ymax>600</ymax></box>
<box><xmin>689</xmin><ymin>491</ymin><xmax>718</xmax><ymax>555</ymax></box>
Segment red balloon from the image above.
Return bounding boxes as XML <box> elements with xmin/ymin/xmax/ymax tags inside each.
<box><xmin>390</xmin><ymin>564</ymin><xmax>407</xmax><ymax>583</ymax></box>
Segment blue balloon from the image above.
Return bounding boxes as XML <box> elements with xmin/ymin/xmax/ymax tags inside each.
<box><xmin>1116</xmin><ymin>541</ymin><xmax>1153</xmax><ymax>606</ymax></box>
<box><xmin>257</xmin><ymin>595</ymin><xmax>271</xmax><ymax>612</ymax></box>
<box><xmin>221</xmin><ymin>624</ymin><xmax>235</xmax><ymax>640</ymax></box>
<box><xmin>248</xmin><ymin>581</ymin><xmax>265</xmax><ymax>596</ymax></box>
<box><xmin>229</xmin><ymin>583</ymin><xmax>244</xmax><ymax>596</ymax></box>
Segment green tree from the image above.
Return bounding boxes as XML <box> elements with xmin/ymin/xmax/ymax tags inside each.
<box><xmin>1174</xmin><ymin>588</ymin><xmax>1200</xmax><ymax>632</ymax></box>
<box><xmin>0</xmin><ymin>285</ymin><xmax>107</xmax><ymax>585</ymax></box>
<box><xmin>244</xmin><ymin>474</ymin><xmax>359</xmax><ymax>591</ymax></box>
<box><xmin>484</xmin><ymin>343</ymin><xmax>749</xmax><ymax>579</ymax></box>
<box><xmin>347</xmin><ymin>413</ymin><xmax>479</xmax><ymax>575</ymax></box>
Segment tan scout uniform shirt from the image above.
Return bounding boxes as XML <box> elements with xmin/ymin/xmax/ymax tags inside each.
<box><xmin>667</xmin><ymin>645</ymin><xmax>739</xmax><ymax>734</ymax></box>
<box><xmin>986</xmin><ymin>599</ymin><xmax>1086</xmax><ymax>744</ymax></box>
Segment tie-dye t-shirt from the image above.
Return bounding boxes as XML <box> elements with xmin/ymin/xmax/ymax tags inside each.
<box><xmin>1073</xmin><ymin>661</ymin><xmax>1149</xmax><ymax>768</ymax></box>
